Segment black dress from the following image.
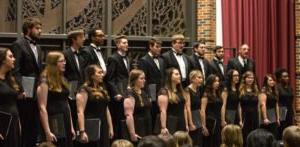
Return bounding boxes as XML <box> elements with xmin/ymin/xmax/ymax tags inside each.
<box><xmin>44</xmin><ymin>86</ymin><xmax>73</xmax><ymax>147</ymax></box>
<box><xmin>277</xmin><ymin>84</ymin><xmax>294</xmax><ymax>138</ymax></box>
<box><xmin>156</xmin><ymin>88</ymin><xmax>186</xmax><ymax>134</ymax></box>
<box><xmin>187</xmin><ymin>87</ymin><xmax>203</xmax><ymax>147</ymax></box>
<box><xmin>203</xmin><ymin>95</ymin><xmax>222</xmax><ymax>147</ymax></box>
<box><xmin>226</xmin><ymin>89</ymin><xmax>240</xmax><ymax>124</ymax></box>
<box><xmin>124</xmin><ymin>89</ymin><xmax>152</xmax><ymax>138</ymax></box>
<box><xmin>260</xmin><ymin>93</ymin><xmax>278</xmax><ymax>139</ymax></box>
<box><xmin>0</xmin><ymin>79</ymin><xmax>21</xmax><ymax>147</ymax></box>
<box><xmin>78</xmin><ymin>86</ymin><xmax>110</xmax><ymax>147</ymax></box>
<box><xmin>240</xmin><ymin>93</ymin><xmax>258</xmax><ymax>143</ymax></box>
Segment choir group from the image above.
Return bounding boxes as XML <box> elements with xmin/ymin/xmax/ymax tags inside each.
<box><xmin>0</xmin><ymin>18</ymin><xmax>296</xmax><ymax>147</ymax></box>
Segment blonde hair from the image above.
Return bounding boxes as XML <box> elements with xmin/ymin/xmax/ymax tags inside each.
<box><xmin>111</xmin><ymin>139</ymin><xmax>134</xmax><ymax>147</ymax></box>
<box><xmin>189</xmin><ymin>70</ymin><xmax>203</xmax><ymax>82</ymax></box>
<box><xmin>173</xmin><ymin>131</ymin><xmax>193</xmax><ymax>146</ymax></box>
<box><xmin>221</xmin><ymin>124</ymin><xmax>243</xmax><ymax>147</ymax></box>
<box><xmin>41</xmin><ymin>51</ymin><xmax>68</xmax><ymax>92</ymax></box>
<box><xmin>283</xmin><ymin>125</ymin><xmax>300</xmax><ymax>147</ymax></box>
<box><xmin>171</xmin><ymin>34</ymin><xmax>185</xmax><ymax>44</ymax></box>
<box><xmin>239</xmin><ymin>71</ymin><xmax>259</xmax><ymax>97</ymax></box>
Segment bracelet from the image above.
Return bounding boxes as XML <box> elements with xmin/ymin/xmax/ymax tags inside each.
<box><xmin>79</xmin><ymin>130</ymin><xmax>85</xmax><ymax>134</ymax></box>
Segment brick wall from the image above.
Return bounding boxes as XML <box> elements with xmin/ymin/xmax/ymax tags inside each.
<box><xmin>295</xmin><ymin>0</ymin><xmax>300</xmax><ymax>126</ymax></box>
<box><xmin>196</xmin><ymin>0</ymin><xmax>300</xmax><ymax>125</ymax></box>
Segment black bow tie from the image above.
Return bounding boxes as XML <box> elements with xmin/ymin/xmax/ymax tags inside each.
<box><xmin>121</xmin><ymin>56</ymin><xmax>127</xmax><ymax>59</ymax></box>
<box><xmin>95</xmin><ymin>48</ymin><xmax>101</xmax><ymax>52</ymax></box>
<box><xmin>73</xmin><ymin>51</ymin><xmax>79</xmax><ymax>55</ymax></box>
<box><xmin>26</xmin><ymin>38</ymin><xmax>36</xmax><ymax>45</ymax></box>
<box><xmin>198</xmin><ymin>56</ymin><xmax>204</xmax><ymax>60</ymax></box>
<box><xmin>152</xmin><ymin>56</ymin><xmax>159</xmax><ymax>59</ymax></box>
<box><xmin>174</xmin><ymin>52</ymin><xmax>182</xmax><ymax>56</ymax></box>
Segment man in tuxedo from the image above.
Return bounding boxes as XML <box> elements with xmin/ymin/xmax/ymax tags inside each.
<box><xmin>11</xmin><ymin>17</ymin><xmax>42</xmax><ymax>147</ymax></box>
<box><xmin>210</xmin><ymin>46</ymin><xmax>226</xmax><ymax>82</ymax></box>
<box><xmin>138</xmin><ymin>37</ymin><xmax>165</xmax><ymax>130</ymax></box>
<box><xmin>227</xmin><ymin>44</ymin><xmax>256</xmax><ymax>77</ymax></box>
<box><xmin>189</xmin><ymin>40</ymin><xmax>212</xmax><ymax>83</ymax></box>
<box><xmin>105</xmin><ymin>35</ymin><xmax>130</xmax><ymax>139</ymax></box>
<box><xmin>82</xmin><ymin>28</ymin><xmax>107</xmax><ymax>75</ymax></box>
<box><xmin>63</xmin><ymin>29</ymin><xmax>86</xmax><ymax>137</ymax></box>
<box><xmin>63</xmin><ymin>29</ymin><xmax>86</xmax><ymax>84</ymax></box>
<box><xmin>162</xmin><ymin>34</ymin><xmax>192</xmax><ymax>87</ymax></box>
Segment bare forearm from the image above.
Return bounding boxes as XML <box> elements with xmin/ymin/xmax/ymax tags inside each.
<box><xmin>126</xmin><ymin>115</ymin><xmax>136</xmax><ymax>135</ymax></box>
<box><xmin>160</xmin><ymin>111</ymin><xmax>167</xmax><ymax>129</ymax></box>
<box><xmin>39</xmin><ymin>109</ymin><xmax>51</xmax><ymax>134</ymax></box>
<box><xmin>77</xmin><ymin>113</ymin><xmax>85</xmax><ymax>131</ymax></box>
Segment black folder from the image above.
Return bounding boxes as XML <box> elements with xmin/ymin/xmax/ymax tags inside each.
<box><xmin>49</xmin><ymin>114</ymin><xmax>66</xmax><ymax>138</ymax></box>
<box><xmin>148</xmin><ymin>84</ymin><xmax>157</xmax><ymax>101</ymax></box>
<box><xmin>279</xmin><ymin>106</ymin><xmax>288</xmax><ymax>121</ymax></box>
<box><xmin>191</xmin><ymin>110</ymin><xmax>202</xmax><ymax>129</ymax></box>
<box><xmin>226</xmin><ymin>109</ymin><xmax>237</xmax><ymax>124</ymax></box>
<box><xmin>85</xmin><ymin>119</ymin><xmax>101</xmax><ymax>141</ymax></box>
<box><xmin>260</xmin><ymin>108</ymin><xmax>277</xmax><ymax>125</ymax></box>
<box><xmin>0</xmin><ymin>111</ymin><xmax>13</xmax><ymax>139</ymax></box>
<box><xmin>206</xmin><ymin>116</ymin><xmax>216</xmax><ymax>135</ymax></box>
<box><xmin>154</xmin><ymin>115</ymin><xmax>178</xmax><ymax>134</ymax></box>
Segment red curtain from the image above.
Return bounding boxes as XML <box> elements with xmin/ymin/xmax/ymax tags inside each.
<box><xmin>222</xmin><ymin>0</ymin><xmax>295</xmax><ymax>88</ymax></box>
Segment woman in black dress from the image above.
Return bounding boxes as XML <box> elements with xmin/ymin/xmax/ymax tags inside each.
<box><xmin>157</xmin><ymin>67</ymin><xmax>188</xmax><ymax>135</ymax></box>
<box><xmin>37</xmin><ymin>51</ymin><xmax>75</xmax><ymax>146</ymax></box>
<box><xmin>200</xmin><ymin>74</ymin><xmax>223</xmax><ymax>147</ymax></box>
<box><xmin>0</xmin><ymin>48</ymin><xmax>21</xmax><ymax>147</ymax></box>
<box><xmin>186</xmin><ymin>70</ymin><xmax>204</xmax><ymax>147</ymax></box>
<box><xmin>275</xmin><ymin>68</ymin><xmax>295</xmax><ymax>138</ymax></box>
<box><xmin>222</xmin><ymin>69</ymin><xmax>242</xmax><ymax>126</ymax></box>
<box><xmin>239</xmin><ymin>71</ymin><xmax>259</xmax><ymax>143</ymax></box>
<box><xmin>76</xmin><ymin>65</ymin><xmax>113</xmax><ymax>147</ymax></box>
<box><xmin>123</xmin><ymin>69</ymin><xmax>152</xmax><ymax>142</ymax></box>
<box><xmin>259</xmin><ymin>74</ymin><xmax>280</xmax><ymax>139</ymax></box>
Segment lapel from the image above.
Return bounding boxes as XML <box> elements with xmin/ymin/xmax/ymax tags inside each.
<box><xmin>23</xmin><ymin>38</ymin><xmax>39</xmax><ymax>68</ymax></box>
<box><xmin>213</xmin><ymin>59</ymin><xmax>223</xmax><ymax>76</ymax></box>
<box><xmin>234</xmin><ymin>57</ymin><xmax>244</xmax><ymax>73</ymax></box>
<box><xmin>182</xmin><ymin>55</ymin><xmax>189</xmax><ymax>73</ymax></box>
<box><xmin>115</xmin><ymin>52</ymin><xmax>129</xmax><ymax>72</ymax></box>
<box><xmin>169</xmin><ymin>50</ymin><xmax>180</xmax><ymax>69</ymax></box>
<box><xmin>145</xmin><ymin>54</ymin><xmax>160</xmax><ymax>72</ymax></box>
<box><xmin>193</xmin><ymin>54</ymin><xmax>202</xmax><ymax>71</ymax></box>
<box><xmin>90</xmin><ymin>46</ymin><xmax>101</xmax><ymax>66</ymax></box>
<box><xmin>68</xmin><ymin>48</ymin><xmax>81</xmax><ymax>75</ymax></box>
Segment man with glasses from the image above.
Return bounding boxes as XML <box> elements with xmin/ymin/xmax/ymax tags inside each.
<box><xmin>162</xmin><ymin>34</ymin><xmax>192</xmax><ymax>87</ymax></box>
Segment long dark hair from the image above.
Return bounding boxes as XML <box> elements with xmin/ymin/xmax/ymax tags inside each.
<box><xmin>164</xmin><ymin>67</ymin><xmax>186</xmax><ymax>103</ymax></box>
<box><xmin>239</xmin><ymin>71</ymin><xmax>259</xmax><ymax>97</ymax></box>
<box><xmin>204</xmin><ymin>74</ymin><xmax>222</xmax><ymax>101</ymax></box>
<box><xmin>261</xmin><ymin>74</ymin><xmax>278</xmax><ymax>100</ymax></box>
<box><xmin>84</xmin><ymin>64</ymin><xmax>109</xmax><ymax>100</ymax></box>
<box><xmin>225</xmin><ymin>69</ymin><xmax>239</xmax><ymax>92</ymax></box>
<box><xmin>0</xmin><ymin>48</ymin><xmax>20</xmax><ymax>91</ymax></box>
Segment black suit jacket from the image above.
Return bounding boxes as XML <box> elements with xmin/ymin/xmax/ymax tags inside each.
<box><xmin>227</xmin><ymin>57</ymin><xmax>255</xmax><ymax>76</ymax></box>
<box><xmin>161</xmin><ymin>50</ymin><xmax>192</xmax><ymax>82</ymax></box>
<box><xmin>189</xmin><ymin>53</ymin><xmax>212</xmax><ymax>81</ymax></box>
<box><xmin>210</xmin><ymin>58</ymin><xmax>226</xmax><ymax>82</ymax></box>
<box><xmin>105</xmin><ymin>52</ymin><xmax>130</xmax><ymax>98</ymax></box>
<box><xmin>82</xmin><ymin>45</ymin><xmax>106</xmax><ymax>67</ymax></box>
<box><xmin>11</xmin><ymin>37</ymin><xmax>43</xmax><ymax>89</ymax></box>
<box><xmin>63</xmin><ymin>47</ymin><xmax>85</xmax><ymax>84</ymax></box>
<box><xmin>138</xmin><ymin>53</ymin><xmax>165</xmax><ymax>93</ymax></box>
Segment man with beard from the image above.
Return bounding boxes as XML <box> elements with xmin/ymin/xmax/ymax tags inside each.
<box><xmin>11</xmin><ymin>17</ymin><xmax>43</xmax><ymax>147</ymax></box>
<box><xmin>82</xmin><ymin>28</ymin><xmax>107</xmax><ymax>75</ymax></box>
<box><xmin>210</xmin><ymin>46</ymin><xmax>226</xmax><ymax>82</ymax></box>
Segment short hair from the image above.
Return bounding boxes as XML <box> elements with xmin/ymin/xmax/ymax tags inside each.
<box><xmin>213</xmin><ymin>45</ymin><xmax>223</xmax><ymax>53</ymax></box>
<box><xmin>221</xmin><ymin>124</ymin><xmax>243</xmax><ymax>147</ymax></box>
<box><xmin>137</xmin><ymin>135</ymin><xmax>166</xmax><ymax>147</ymax></box>
<box><xmin>67</xmin><ymin>29</ymin><xmax>84</xmax><ymax>45</ymax></box>
<box><xmin>88</xmin><ymin>28</ymin><xmax>104</xmax><ymax>41</ymax></box>
<box><xmin>149</xmin><ymin>37</ymin><xmax>162</xmax><ymax>47</ymax></box>
<box><xmin>246</xmin><ymin>129</ymin><xmax>276</xmax><ymax>147</ymax></box>
<box><xmin>173</xmin><ymin>131</ymin><xmax>193</xmax><ymax>146</ymax></box>
<box><xmin>198</xmin><ymin>39</ymin><xmax>206</xmax><ymax>45</ymax></box>
<box><xmin>283</xmin><ymin>125</ymin><xmax>300</xmax><ymax>147</ymax></box>
<box><xmin>22</xmin><ymin>18</ymin><xmax>42</xmax><ymax>34</ymax></box>
<box><xmin>114</xmin><ymin>35</ymin><xmax>127</xmax><ymax>45</ymax></box>
<box><xmin>171</xmin><ymin>34</ymin><xmax>185</xmax><ymax>44</ymax></box>
<box><xmin>111</xmin><ymin>139</ymin><xmax>134</xmax><ymax>147</ymax></box>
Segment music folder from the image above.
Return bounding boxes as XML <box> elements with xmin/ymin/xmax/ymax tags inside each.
<box><xmin>148</xmin><ymin>84</ymin><xmax>157</xmax><ymax>101</ymax></box>
<box><xmin>226</xmin><ymin>109</ymin><xmax>237</xmax><ymax>124</ymax></box>
<box><xmin>68</xmin><ymin>81</ymin><xmax>78</xmax><ymax>100</ymax></box>
<box><xmin>0</xmin><ymin>111</ymin><xmax>13</xmax><ymax>140</ymax></box>
<box><xmin>279</xmin><ymin>106</ymin><xmax>288</xmax><ymax>121</ymax></box>
<box><xmin>85</xmin><ymin>118</ymin><xmax>101</xmax><ymax>141</ymax></box>
<box><xmin>191</xmin><ymin>110</ymin><xmax>202</xmax><ymax>129</ymax></box>
<box><xmin>21</xmin><ymin>76</ymin><xmax>35</xmax><ymax>98</ymax></box>
<box><xmin>49</xmin><ymin>113</ymin><xmax>66</xmax><ymax>138</ymax></box>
